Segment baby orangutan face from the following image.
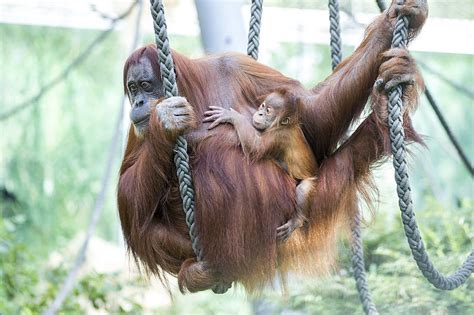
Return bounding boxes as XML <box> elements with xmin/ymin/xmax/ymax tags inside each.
<box><xmin>252</xmin><ymin>92</ymin><xmax>291</xmax><ymax>131</ymax></box>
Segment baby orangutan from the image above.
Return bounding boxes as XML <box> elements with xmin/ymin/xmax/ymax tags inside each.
<box><xmin>204</xmin><ymin>88</ymin><xmax>318</xmax><ymax>241</ymax></box>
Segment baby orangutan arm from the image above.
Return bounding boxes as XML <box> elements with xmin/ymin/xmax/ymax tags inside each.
<box><xmin>203</xmin><ymin>106</ymin><xmax>277</xmax><ymax>158</ymax></box>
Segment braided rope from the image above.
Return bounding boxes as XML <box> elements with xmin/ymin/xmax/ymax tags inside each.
<box><xmin>210</xmin><ymin>0</ymin><xmax>266</xmax><ymax>295</ymax></box>
<box><xmin>328</xmin><ymin>0</ymin><xmax>342</xmax><ymax>70</ymax></box>
<box><xmin>388</xmin><ymin>15</ymin><xmax>474</xmax><ymax>290</ymax></box>
<box><xmin>149</xmin><ymin>0</ymin><xmax>203</xmax><ymax>261</ymax></box>
<box><xmin>350</xmin><ymin>215</ymin><xmax>379</xmax><ymax>315</ymax></box>
<box><xmin>206</xmin><ymin>0</ymin><xmax>266</xmax><ymax>295</ymax></box>
<box><xmin>326</xmin><ymin>1</ymin><xmax>378</xmax><ymax>313</ymax></box>
<box><xmin>351</xmin><ymin>214</ymin><xmax>379</xmax><ymax>315</ymax></box>
<box><xmin>247</xmin><ymin>0</ymin><xmax>263</xmax><ymax>60</ymax></box>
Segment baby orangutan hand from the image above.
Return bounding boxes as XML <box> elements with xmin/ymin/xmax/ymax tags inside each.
<box><xmin>203</xmin><ymin>106</ymin><xmax>238</xmax><ymax>129</ymax></box>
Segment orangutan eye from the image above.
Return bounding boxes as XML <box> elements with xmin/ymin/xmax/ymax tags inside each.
<box><xmin>141</xmin><ymin>81</ymin><xmax>151</xmax><ymax>90</ymax></box>
<box><xmin>281</xmin><ymin>117</ymin><xmax>290</xmax><ymax>125</ymax></box>
<box><xmin>260</xmin><ymin>102</ymin><xmax>265</xmax><ymax>109</ymax></box>
<box><xmin>128</xmin><ymin>83</ymin><xmax>138</xmax><ymax>94</ymax></box>
<box><xmin>266</xmin><ymin>107</ymin><xmax>271</xmax><ymax>115</ymax></box>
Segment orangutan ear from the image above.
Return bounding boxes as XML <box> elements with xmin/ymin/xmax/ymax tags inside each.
<box><xmin>281</xmin><ymin>117</ymin><xmax>291</xmax><ymax>125</ymax></box>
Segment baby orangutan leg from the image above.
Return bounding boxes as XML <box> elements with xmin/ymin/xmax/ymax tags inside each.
<box><xmin>276</xmin><ymin>177</ymin><xmax>316</xmax><ymax>242</ymax></box>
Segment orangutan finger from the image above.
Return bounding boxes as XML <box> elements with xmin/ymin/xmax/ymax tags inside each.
<box><xmin>208</xmin><ymin>118</ymin><xmax>226</xmax><ymax>129</ymax></box>
<box><xmin>203</xmin><ymin>114</ymin><xmax>222</xmax><ymax>122</ymax></box>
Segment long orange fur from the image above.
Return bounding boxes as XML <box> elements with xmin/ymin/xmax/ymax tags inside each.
<box><xmin>118</xmin><ymin>5</ymin><xmax>425</xmax><ymax>293</ymax></box>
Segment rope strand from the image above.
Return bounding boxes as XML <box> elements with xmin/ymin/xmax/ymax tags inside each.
<box><xmin>326</xmin><ymin>2</ymin><xmax>378</xmax><ymax>313</ymax></box>
<box><xmin>350</xmin><ymin>214</ymin><xmax>379</xmax><ymax>315</ymax></box>
<box><xmin>149</xmin><ymin>0</ymin><xmax>203</xmax><ymax>260</ymax></box>
<box><xmin>247</xmin><ymin>0</ymin><xmax>263</xmax><ymax>60</ymax></box>
<box><xmin>328</xmin><ymin>0</ymin><xmax>342</xmax><ymax>70</ymax></box>
<box><xmin>388</xmin><ymin>15</ymin><xmax>474</xmax><ymax>290</ymax></box>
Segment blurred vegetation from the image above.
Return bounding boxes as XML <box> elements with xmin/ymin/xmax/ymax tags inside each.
<box><xmin>272</xmin><ymin>198</ymin><xmax>474</xmax><ymax>315</ymax></box>
<box><xmin>0</xmin><ymin>0</ymin><xmax>473</xmax><ymax>313</ymax></box>
<box><xmin>0</xmin><ymin>215</ymin><xmax>147</xmax><ymax>314</ymax></box>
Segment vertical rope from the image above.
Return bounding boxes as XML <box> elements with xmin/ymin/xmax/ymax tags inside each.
<box><xmin>247</xmin><ymin>0</ymin><xmax>263</xmax><ymax>60</ymax></box>
<box><xmin>149</xmin><ymin>0</ymin><xmax>203</xmax><ymax>260</ymax></box>
<box><xmin>207</xmin><ymin>0</ymin><xmax>266</xmax><ymax>295</ymax></box>
<box><xmin>328</xmin><ymin>0</ymin><xmax>342</xmax><ymax>70</ymax></box>
<box><xmin>388</xmin><ymin>15</ymin><xmax>474</xmax><ymax>290</ymax></box>
<box><xmin>351</xmin><ymin>214</ymin><xmax>379</xmax><ymax>315</ymax></box>
<box><xmin>326</xmin><ymin>1</ymin><xmax>378</xmax><ymax>313</ymax></box>
<box><xmin>204</xmin><ymin>0</ymin><xmax>265</xmax><ymax>296</ymax></box>
<box><xmin>208</xmin><ymin>0</ymin><xmax>266</xmax><ymax>295</ymax></box>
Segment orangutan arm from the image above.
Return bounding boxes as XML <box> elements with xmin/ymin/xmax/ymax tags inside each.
<box><xmin>118</xmin><ymin>97</ymin><xmax>196</xmax><ymax>248</ymax></box>
<box><xmin>301</xmin><ymin>0</ymin><xmax>428</xmax><ymax>160</ymax></box>
<box><xmin>307</xmin><ymin>91</ymin><xmax>423</xmax><ymax>222</ymax></box>
<box><xmin>203</xmin><ymin>106</ymin><xmax>279</xmax><ymax>159</ymax></box>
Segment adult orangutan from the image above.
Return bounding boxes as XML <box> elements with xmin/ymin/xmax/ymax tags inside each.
<box><xmin>118</xmin><ymin>0</ymin><xmax>427</xmax><ymax>293</ymax></box>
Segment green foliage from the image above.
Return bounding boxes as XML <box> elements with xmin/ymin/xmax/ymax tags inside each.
<box><xmin>256</xmin><ymin>197</ymin><xmax>474</xmax><ymax>315</ymax></box>
<box><xmin>162</xmin><ymin>289</ymin><xmax>252</xmax><ymax>315</ymax></box>
<box><xmin>0</xmin><ymin>216</ymin><xmax>41</xmax><ymax>314</ymax></box>
<box><xmin>0</xmin><ymin>216</ymin><xmax>144</xmax><ymax>314</ymax></box>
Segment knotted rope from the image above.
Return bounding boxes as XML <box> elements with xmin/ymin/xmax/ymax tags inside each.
<box><xmin>149</xmin><ymin>0</ymin><xmax>202</xmax><ymax>260</ymax></box>
<box><xmin>388</xmin><ymin>15</ymin><xmax>474</xmax><ymax>290</ymax></box>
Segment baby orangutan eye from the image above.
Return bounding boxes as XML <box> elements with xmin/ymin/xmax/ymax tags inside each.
<box><xmin>141</xmin><ymin>81</ymin><xmax>151</xmax><ymax>89</ymax></box>
<box><xmin>266</xmin><ymin>107</ymin><xmax>271</xmax><ymax>115</ymax></box>
<box><xmin>281</xmin><ymin>117</ymin><xmax>290</xmax><ymax>125</ymax></box>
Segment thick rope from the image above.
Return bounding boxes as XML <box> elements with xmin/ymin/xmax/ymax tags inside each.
<box><xmin>326</xmin><ymin>2</ymin><xmax>378</xmax><ymax>313</ymax></box>
<box><xmin>388</xmin><ymin>15</ymin><xmax>474</xmax><ymax>290</ymax></box>
<box><xmin>149</xmin><ymin>0</ymin><xmax>202</xmax><ymax>261</ymax></box>
<box><xmin>207</xmin><ymin>0</ymin><xmax>266</xmax><ymax>294</ymax></box>
<box><xmin>203</xmin><ymin>0</ymin><xmax>265</xmax><ymax>295</ymax></box>
<box><xmin>328</xmin><ymin>0</ymin><xmax>342</xmax><ymax>70</ymax></box>
<box><xmin>208</xmin><ymin>0</ymin><xmax>266</xmax><ymax>295</ymax></box>
<box><xmin>247</xmin><ymin>0</ymin><xmax>263</xmax><ymax>60</ymax></box>
<box><xmin>350</xmin><ymin>214</ymin><xmax>379</xmax><ymax>315</ymax></box>
<box><xmin>375</xmin><ymin>0</ymin><xmax>473</xmax><ymax>177</ymax></box>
